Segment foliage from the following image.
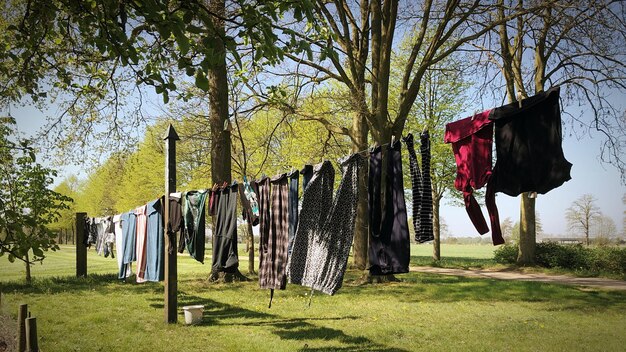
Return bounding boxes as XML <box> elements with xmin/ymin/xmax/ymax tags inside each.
<box><xmin>494</xmin><ymin>242</ymin><xmax>626</xmax><ymax>276</ymax></box>
<box><xmin>0</xmin><ymin>117</ymin><xmax>71</xmax><ymax>269</ymax></box>
<box><xmin>48</xmin><ymin>175</ymin><xmax>79</xmax><ymax>233</ymax></box>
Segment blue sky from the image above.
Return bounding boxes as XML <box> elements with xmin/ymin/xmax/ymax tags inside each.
<box><xmin>9</xmin><ymin>94</ymin><xmax>626</xmax><ymax>239</ymax></box>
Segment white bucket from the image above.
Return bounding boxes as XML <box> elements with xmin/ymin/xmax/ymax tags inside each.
<box><xmin>183</xmin><ymin>305</ymin><xmax>204</xmax><ymax>325</ymax></box>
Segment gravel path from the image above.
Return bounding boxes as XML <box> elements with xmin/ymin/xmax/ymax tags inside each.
<box><xmin>411</xmin><ymin>266</ymin><xmax>626</xmax><ymax>291</ymax></box>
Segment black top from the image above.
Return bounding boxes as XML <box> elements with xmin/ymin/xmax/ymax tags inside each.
<box><xmin>489</xmin><ymin>87</ymin><xmax>572</xmax><ymax>196</ymax></box>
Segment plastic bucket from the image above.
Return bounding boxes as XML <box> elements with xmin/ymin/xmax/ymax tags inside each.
<box><xmin>183</xmin><ymin>305</ymin><xmax>204</xmax><ymax>325</ymax></box>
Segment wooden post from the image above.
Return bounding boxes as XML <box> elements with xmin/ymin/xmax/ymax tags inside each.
<box><xmin>25</xmin><ymin>317</ymin><xmax>38</xmax><ymax>352</ymax></box>
<box><xmin>75</xmin><ymin>212</ymin><xmax>87</xmax><ymax>277</ymax></box>
<box><xmin>164</xmin><ymin>124</ymin><xmax>179</xmax><ymax>323</ymax></box>
<box><xmin>17</xmin><ymin>303</ymin><xmax>27</xmax><ymax>352</ymax></box>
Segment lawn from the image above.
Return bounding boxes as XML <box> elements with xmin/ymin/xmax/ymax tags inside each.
<box><xmin>1</xmin><ymin>244</ymin><xmax>626</xmax><ymax>351</ymax></box>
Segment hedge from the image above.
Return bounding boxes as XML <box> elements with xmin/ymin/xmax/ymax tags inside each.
<box><xmin>493</xmin><ymin>243</ymin><xmax>626</xmax><ymax>276</ymax></box>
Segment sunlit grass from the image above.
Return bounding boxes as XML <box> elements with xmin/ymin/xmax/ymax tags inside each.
<box><xmin>1</xmin><ymin>244</ymin><xmax>626</xmax><ymax>351</ymax></box>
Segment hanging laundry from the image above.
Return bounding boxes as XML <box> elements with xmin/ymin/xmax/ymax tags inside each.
<box><xmin>181</xmin><ymin>190</ymin><xmax>209</xmax><ymax>263</ymax></box>
<box><xmin>94</xmin><ymin>217</ymin><xmax>106</xmax><ymax>255</ymax></box>
<box><xmin>84</xmin><ymin>217</ymin><xmax>97</xmax><ymax>247</ymax></box>
<box><xmin>289</xmin><ymin>154</ymin><xmax>365</xmax><ymax>295</ymax></box>
<box><xmin>135</xmin><ymin>205</ymin><xmax>148</xmax><ymax>283</ymax></box>
<box><xmin>212</xmin><ymin>183</ymin><xmax>240</xmax><ymax>275</ymax></box>
<box><xmin>288</xmin><ymin>161</ymin><xmax>335</xmax><ymax>286</ymax></box>
<box><xmin>121</xmin><ymin>211</ymin><xmax>137</xmax><ymax>265</ymax></box>
<box><xmin>105</xmin><ymin>216</ymin><xmax>116</xmax><ymax>257</ymax></box>
<box><xmin>144</xmin><ymin>198</ymin><xmax>164</xmax><ymax>282</ymax></box>
<box><xmin>301</xmin><ymin>164</ymin><xmax>314</xmax><ymax>190</ymax></box>
<box><xmin>259</xmin><ymin>174</ymin><xmax>290</xmax><ymax>291</ymax></box>
<box><xmin>167</xmin><ymin>193</ymin><xmax>183</xmax><ymax>255</ymax></box>
<box><xmin>489</xmin><ymin>87</ymin><xmax>572</xmax><ymax>196</ymax></box>
<box><xmin>418</xmin><ymin>131</ymin><xmax>434</xmax><ymax>242</ymax></box>
<box><xmin>368</xmin><ymin>140</ymin><xmax>410</xmax><ymax>275</ymax></box>
<box><xmin>113</xmin><ymin>214</ymin><xmax>131</xmax><ymax>279</ymax></box>
<box><xmin>254</xmin><ymin>177</ymin><xmax>271</xmax><ymax>272</ymax></box>
<box><xmin>444</xmin><ymin>111</ymin><xmax>503</xmax><ymax>244</ymax></box>
<box><xmin>404</xmin><ymin>132</ymin><xmax>436</xmax><ymax>243</ymax></box>
<box><xmin>287</xmin><ymin>170</ymin><xmax>299</xmax><ymax>255</ymax></box>
<box><xmin>238</xmin><ymin>179</ymin><xmax>259</xmax><ymax>226</ymax></box>
<box><xmin>243</xmin><ymin>176</ymin><xmax>260</xmax><ymax>219</ymax></box>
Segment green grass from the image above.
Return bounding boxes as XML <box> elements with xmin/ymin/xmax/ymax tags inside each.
<box><xmin>1</xmin><ymin>245</ymin><xmax>626</xmax><ymax>351</ymax></box>
<box><xmin>410</xmin><ymin>243</ymin><xmax>501</xmax><ymax>269</ymax></box>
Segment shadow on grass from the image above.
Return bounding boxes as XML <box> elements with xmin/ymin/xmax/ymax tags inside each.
<box><xmin>153</xmin><ymin>292</ymin><xmax>408</xmax><ymax>352</ymax></box>
<box><xmin>343</xmin><ymin>271</ymin><xmax>626</xmax><ymax>312</ymax></box>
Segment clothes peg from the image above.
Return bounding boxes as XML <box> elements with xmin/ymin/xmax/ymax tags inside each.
<box><xmin>517</xmin><ymin>91</ymin><xmax>523</xmax><ymax>108</ymax></box>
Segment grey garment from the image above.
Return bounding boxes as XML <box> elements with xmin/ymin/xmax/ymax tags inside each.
<box><xmin>94</xmin><ymin>217</ymin><xmax>106</xmax><ymax>256</ymax></box>
<box><xmin>287</xmin><ymin>161</ymin><xmax>335</xmax><ymax>286</ymax></box>
<box><xmin>288</xmin><ymin>153</ymin><xmax>365</xmax><ymax>295</ymax></box>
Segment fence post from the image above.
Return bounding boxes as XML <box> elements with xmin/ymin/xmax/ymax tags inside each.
<box><xmin>25</xmin><ymin>317</ymin><xmax>38</xmax><ymax>352</ymax></box>
<box><xmin>17</xmin><ymin>303</ymin><xmax>27</xmax><ymax>352</ymax></box>
<box><xmin>164</xmin><ymin>124</ymin><xmax>179</xmax><ymax>323</ymax></box>
<box><xmin>75</xmin><ymin>212</ymin><xmax>87</xmax><ymax>277</ymax></box>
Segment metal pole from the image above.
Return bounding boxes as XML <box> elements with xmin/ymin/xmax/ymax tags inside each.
<box><xmin>164</xmin><ymin>124</ymin><xmax>179</xmax><ymax>323</ymax></box>
<box><xmin>75</xmin><ymin>212</ymin><xmax>87</xmax><ymax>277</ymax></box>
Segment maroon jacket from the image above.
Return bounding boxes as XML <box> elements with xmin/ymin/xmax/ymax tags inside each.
<box><xmin>445</xmin><ymin>110</ymin><xmax>504</xmax><ymax>245</ymax></box>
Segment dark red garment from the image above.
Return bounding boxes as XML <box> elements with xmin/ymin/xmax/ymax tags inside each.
<box><xmin>445</xmin><ymin>110</ymin><xmax>504</xmax><ymax>245</ymax></box>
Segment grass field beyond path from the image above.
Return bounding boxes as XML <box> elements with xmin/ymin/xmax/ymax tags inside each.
<box><xmin>1</xmin><ymin>245</ymin><xmax>625</xmax><ymax>351</ymax></box>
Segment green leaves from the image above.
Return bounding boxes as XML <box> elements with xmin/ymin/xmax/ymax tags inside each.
<box><xmin>195</xmin><ymin>69</ymin><xmax>209</xmax><ymax>91</ymax></box>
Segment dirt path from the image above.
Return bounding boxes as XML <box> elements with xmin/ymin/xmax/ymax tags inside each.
<box><xmin>410</xmin><ymin>266</ymin><xmax>626</xmax><ymax>291</ymax></box>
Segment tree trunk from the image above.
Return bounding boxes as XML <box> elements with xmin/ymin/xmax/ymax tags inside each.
<box><xmin>517</xmin><ymin>193</ymin><xmax>535</xmax><ymax>265</ymax></box>
<box><xmin>432</xmin><ymin>195</ymin><xmax>441</xmax><ymax>261</ymax></box>
<box><xmin>352</xmin><ymin>112</ymin><xmax>369</xmax><ymax>270</ymax></box>
<box><xmin>24</xmin><ymin>252</ymin><xmax>31</xmax><ymax>284</ymax></box>
<box><xmin>207</xmin><ymin>0</ymin><xmax>231</xmax><ymax>185</ymax></box>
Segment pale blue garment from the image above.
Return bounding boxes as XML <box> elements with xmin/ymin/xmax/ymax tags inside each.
<box><xmin>121</xmin><ymin>211</ymin><xmax>136</xmax><ymax>264</ymax></box>
<box><xmin>144</xmin><ymin>198</ymin><xmax>164</xmax><ymax>282</ymax></box>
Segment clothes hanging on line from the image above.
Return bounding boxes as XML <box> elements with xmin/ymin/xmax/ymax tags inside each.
<box><xmin>368</xmin><ymin>140</ymin><xmax>411</xmax><ymax>275</ymax></box>
<box><xmin>167</xmin><ymin>193</ymin><xmax>183</xmax><ymax>255</ymax></box>
<box><xmin>287</xmin><ymin>170</ymin><xmax>299</xmax><ymax>256</ymax></box>
<box><xmin>444</xmin><ymin>111</ymin><xmax>503</xmax><ymax>245</ymax></box>
<box><xmin>239</xmin><ymin>180</ymin><xmax>259</xmax><ymax>227</ymax></box>
<box><xmin>258</xmin><ymin>174</ymin><xmax>290</xmax><ymax>291</ymax></box>
<box><xmin>489</xmin><ymin>87</ymin><xmax>572</xmax><ymax>196</ymax></box>
<box><xmin>301</xmin><ymin>164</ymin><xmax>314</xmax><ymax>190</ymax></box>
<box><xmin>144</xmin><ymin>198</ymin><xmax>164</xmax><ymax>282</ymax></box>
<box><xmin>404</xmin><ymin>132</ymin><xmax>435</xmax><ymax>243</ymax></box>
<box><xmin>181</xmin><ymin>190</ymin><xmax>209</xmax><ymax>263</ymax></box>
<box><xmin>121</xmin><ymin>211</ymin><xmax>137</xmax><ymax>265</ymax></box>
<box><xmin>135</xmin><ymin>205</ymin><xmax>148</xmax><ymax>283</ymax></box>
<box><xmin>212</xmin><ymin>183</ymin><xmax>240</xmax><ymax>275</ymax></box>
<box><xmin>288</xmin><ymin>161</ymin><xmax>335</xmax><ymax>286</ymax></box>
<box><xmin>113</xmin><ymin>214</ymin><xmax>131</xmax><ymax>279</ymax></box>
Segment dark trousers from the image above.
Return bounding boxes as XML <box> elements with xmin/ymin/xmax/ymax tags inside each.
<box><xmin>288</xmin><ymin>170</ymin><xmax>299</xmax><ymax>255</ymax></box>
<box><xmin>212</xmin><ymin>185</ymin><xmax>240</xmax><ymax>273</ymax></box>
<box><xmin>368</xmin><ymin>141</ymin><xmax>410</xmax><ymax>275</ymax></box>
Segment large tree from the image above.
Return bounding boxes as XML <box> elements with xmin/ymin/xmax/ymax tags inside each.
<box><xmin>271</xmin><ymin>0</ymin><xmax>538</xmax><ymax>269</ymax></box>
<box><xmin>477</xmin><ymin>0</ymin><xmax>626</xmax><ymax>264</ymax></box>
<box><xmin>0</xmin><ymin>0</ymin><xmax>316</xmax><ymax>180</ymax></box>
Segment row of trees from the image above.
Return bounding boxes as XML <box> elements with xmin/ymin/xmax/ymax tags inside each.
<box><xmin>1</xmin><ymin>0</ymin><xmax>624</xmax><ymax>276</ymax></box>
